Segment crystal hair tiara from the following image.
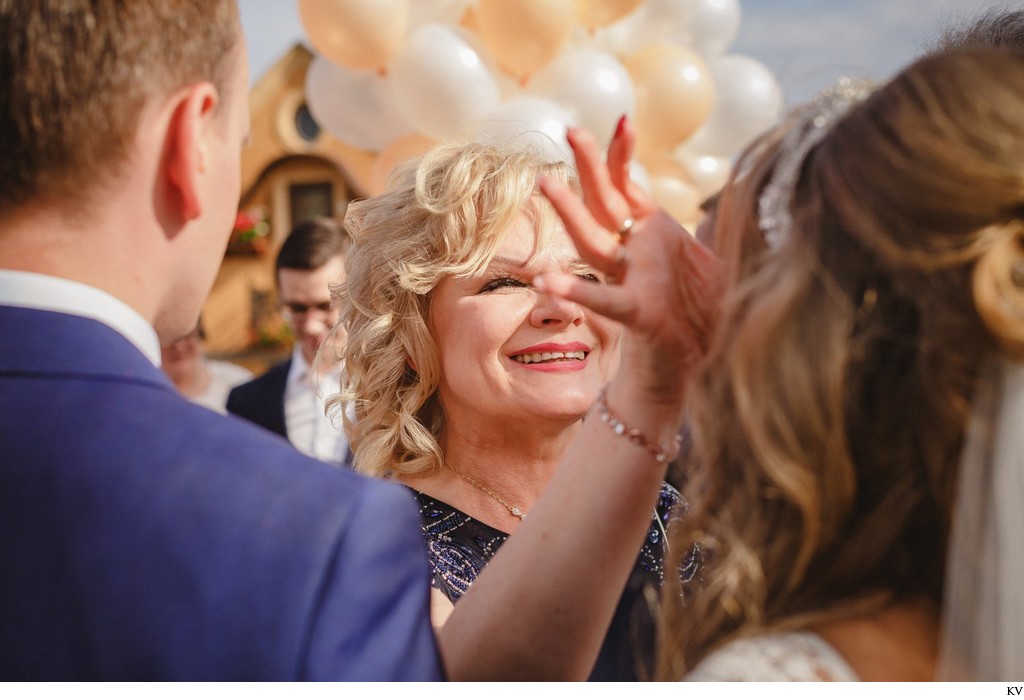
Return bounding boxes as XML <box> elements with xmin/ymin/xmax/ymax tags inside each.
<box><xmin>757</xmin><ymin>77</ymin><xmax>874</xmax><ymax>247</ymax></box>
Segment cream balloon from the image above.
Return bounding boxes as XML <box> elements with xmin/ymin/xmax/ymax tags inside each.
<box><xmin>531</xmin><ymin>47</ymin><xmax>634</xmax><ymax>148</ymax></box>
<box><xmin>298</xmin><ymin>0</ymin><xmax>409</xmax><ymax>72</ymax></box>
<box><xmin>625</xmin><ymin>43</ymin><xmax>715</xmax><ymax>154</ymax></box>
<box><xmin>305</xmin><ymin>55</ymin><xmax>414</xmax><ymax>152</ymax></box>
<box><xmin>640</xmin><ymin>152</ymin><xmax>692</xmax><ymax>183</ymax></box>
<box><xmin>474</xmin><ymin>97</ymin><xmax>576</xmax><ymax>164</ymax></box>
<box><xmin>677</xmin><ymin>150</ymin><xmax>731</xmax><ymax>199</ymax></box>
<box><xmin>684</xmin><ymin>54</ymin><xmax>784</xmax><ymax>157</ymax></box>
<box><xmin>649</xmin><ymin>175</ymin><xmax>702</xmax><ymax>228</ymax></box>
<box><xmin>389</xmin><ymin>24</ymin><xmax>501</xmax><ymax>140</ymax></box>
<box><xmin>369</xmin><ymin>134</ymin><xmax>438</xmax><ymax>195</ymax></box>
<box><xmin>475</xmin><ymin>0</ymin><xmax>575</xmax><ymax>80</ymax></box>
<box><xmin>576</xmin><ymin>0</ymin><xmax>644</xmax><ymax>31</ymax></box>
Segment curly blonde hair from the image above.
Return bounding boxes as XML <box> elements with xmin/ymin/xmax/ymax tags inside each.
<box><xmin>659</xmin><ymin>48</ymin><xmax>1024</xmax><ymax>677</ymax></box>
<box><xmin>327</xmin><ymin>142</ymin><xmax>576</xmax><ymax>478</ymax></box>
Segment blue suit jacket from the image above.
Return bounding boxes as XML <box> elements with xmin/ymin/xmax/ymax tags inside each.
<box><xmin>0</xmin><ymin>306</ymin><xmax>442</xmax><ymax>681</ymax></box>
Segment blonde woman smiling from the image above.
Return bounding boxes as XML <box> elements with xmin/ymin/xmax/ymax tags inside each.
<box><xmin>332</xmin><ymin>142</ymin><xmax>697</xmax><ymax>680</ymax></box>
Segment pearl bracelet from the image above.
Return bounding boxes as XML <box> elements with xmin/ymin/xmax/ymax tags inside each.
<box><xmin>596</xmin><ymin>385</ymin><xmax>682</xmax><ymax>464</ymax></box>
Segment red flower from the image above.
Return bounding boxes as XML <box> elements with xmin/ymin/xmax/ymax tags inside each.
<box><xmin>233</xmin><ymin>210</ymin><xmax>259</xmax><ymax>232</ymax></box>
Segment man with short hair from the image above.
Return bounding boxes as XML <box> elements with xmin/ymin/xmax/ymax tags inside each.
<box><xmin>228</xmin><ymin>218</ymin><xmax>351</xmax><ymax>465</ymax></box>
<box><xmin>0</xmin><ymin>1</ymin><xmax>439</xmax><ymax>680</ymax></box>
<box><xmin>0</xmin><ymin>0</ymin><xmax>685</xmax><ymax>684</ymax></box>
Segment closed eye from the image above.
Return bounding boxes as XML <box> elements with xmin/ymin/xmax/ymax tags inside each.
<box><xmin>577</xmin><ymin>272</ymin><xmax>601</xmax><ymax>284</ymax></box>
<box><xmin>478</xmin><ymin>276</ymin><xmax>530</xmax><ymax>293</ymax></box>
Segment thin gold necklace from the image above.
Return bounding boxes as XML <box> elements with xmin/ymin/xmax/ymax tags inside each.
<box><xmin>446</xmin><ymin>465</ymin><xmax>526</xmax><ymax>520</ymax></box>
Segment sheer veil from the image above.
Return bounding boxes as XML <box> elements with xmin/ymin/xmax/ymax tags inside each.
<box><xmin>938</xmin><ymin>358</ymin><xmax>1024</xmax><ymax>680</ymax></box>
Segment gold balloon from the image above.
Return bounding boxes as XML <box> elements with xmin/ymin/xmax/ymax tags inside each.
<box><xmin>575</xmin><ymin>0</ymin><xmax>644</xmax><ymax>30</ymax></box>
<box><xmin>625</xmin><ymin>43</ymin><xmax>715</xmax><ymax>154</ymax></box>
<box><xmin>640</xmin><ymin>153</ymin><xmax>693</xmax><ymax>182</ymax></box>
<box><xmin>460</xmin><ymin>2</ymin><xmax>482</xmax><ymax>33</ymax></box>
<box><xmin>299</xmin><ymin>0</ymin><xmax>409</xmax><ymax>72</ymax></box>
<box><xmin>648</xmin><ymin>175</ymin><xmax>701</xmax><ymax>231</ymax></box>
<box><xmin>369</xmin><ymin>133</ymin><xmax>437</xmax><ymax>196</ymax></box>
<box><xmin>476</xmin><ymin>0</ymin><xmax>575</xmax><ymax>81</ymax></box>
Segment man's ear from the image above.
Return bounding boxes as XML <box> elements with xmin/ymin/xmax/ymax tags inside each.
<box><xmin>165</xmin><ymin>83</ymin><xmax>219</xmax><ymax>223</ymax></box>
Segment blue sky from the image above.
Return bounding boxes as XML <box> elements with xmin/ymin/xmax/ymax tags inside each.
<box><xmin>239</xmin><ymin>0</ymin><xmax>1021</xmax><ymax>106</ymax></box>
<box><xmin>735</xmin><ymin>0</ymin><xmax>1021</xmax><ymax>102</ymax></box>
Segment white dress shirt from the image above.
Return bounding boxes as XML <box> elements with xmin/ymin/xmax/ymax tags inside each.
<box><xmin>284</xmin><ymin>346</ymin><xmax>350</xmax><ymax>465</ymax></box>
<box><xmin>0</xmin><ymin>270</ymin><xmax>161</xmax><ymax>366</ymax></box>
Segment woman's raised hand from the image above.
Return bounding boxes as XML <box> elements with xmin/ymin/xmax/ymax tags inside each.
<box><xmin>537</xmin><ymin>117</ymin><xmax>725</xmax><ymax>403</ymax></box>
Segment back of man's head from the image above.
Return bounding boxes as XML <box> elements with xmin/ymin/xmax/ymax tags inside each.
<box><xmin>0</xmin><ymin>0</ymin><xmax>240</xmax><ymax>213</ymax></box>
<box><xmin>275</xmin><ymin>217</ymin><xmax>351</xmax><ymax>278</ymax></box>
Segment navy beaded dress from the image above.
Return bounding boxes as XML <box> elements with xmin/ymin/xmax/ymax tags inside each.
<box><xmin>411</xmin><ymin>482</ymin><xmax>699</xmax><ymax>681</ymax></box>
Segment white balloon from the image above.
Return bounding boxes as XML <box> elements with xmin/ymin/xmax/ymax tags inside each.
<box><xmin>679</xmin><ymin>0</ymin><xmax>741</xmax><ymax>57</ymax></box>
<box><xmin>677</xmin><ymin>150</ymin><xmax>731</xmax><ymax>199</ymax></box>
<box><xmin>454</xmin><ymin>26</ymin><xmax>518</xmax><ymax>97</ymax></box>
<box><xmin>585</xmin><ymin>10</ymin><xmax>640</xmax><ymax>56</ymax></box>
<box><xmin>629</xmin><ymin>161</ymin><xmax>651</xmax><ymax>195</ymax></box>
<box><xmin>595</xmin><ymin>0</ymin><xmax>739</xmax><ymax>59</ymax></box>
<box><xmin>474</xmin><ymin>97</ymin><xmax>575</xmax><ymax>164</ymax></box>
<box><xmin>588</xmin><ymin>8</ymin><xmax>642</xmax><ymax>57</ymax></box>
<box><xmin>530</xmin><ymin>48</ymin><xmax>634</xmax><ymax>148</ymax></box>
<box><xmin>305</xmin><ymin>55</ymin><xmax>414</xmax><ymax>151</ymax></box>
<box><xmin>389</xmin><ymin>23</ymin><xmax>502</xmax><ymax>140</ymax></box>
<box><xmin>592</xmin><ymin>0</ymin><xmax>690</xmax><ymax>58</ymax></box>
<box><xmin>684</xmin><ymin>54</ymin><xmax>783</xmax><ymax>157</ymax></box>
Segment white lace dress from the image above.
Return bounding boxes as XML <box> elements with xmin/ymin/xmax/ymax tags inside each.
<box><xmin>685</xmin><ymin>631</ymin><xmax>860</xmax><ymax>681</ymax></box>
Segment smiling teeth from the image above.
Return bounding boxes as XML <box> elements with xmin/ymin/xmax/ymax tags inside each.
<box><xmin>512</xmin><ymin>350</ymin><xmax>586</xmax><ymax>364</ymax></box>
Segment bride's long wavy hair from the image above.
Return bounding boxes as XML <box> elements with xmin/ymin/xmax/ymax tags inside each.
<box><xmin>658</xmin><ymin>48</ymin><xmax>1024</xmax><ymax>678</ymax></box>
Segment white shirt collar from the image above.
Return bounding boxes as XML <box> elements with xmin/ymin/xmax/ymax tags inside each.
<box><xmin>0</xmin><ymin>270</ymin><xmax>162</xmax><ymax>366</ymax></box>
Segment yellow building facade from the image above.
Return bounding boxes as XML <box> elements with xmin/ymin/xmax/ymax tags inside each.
<box><xmin>203</xmin><ymin>45</ymin><xmax>373</xmax><ymax>369</ymax></box>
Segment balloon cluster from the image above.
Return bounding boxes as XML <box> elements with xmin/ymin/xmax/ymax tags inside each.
<box><xmin>300</xmin><ymin>0</ymin><xmax>783</xmax><ymax>225</ymax></box>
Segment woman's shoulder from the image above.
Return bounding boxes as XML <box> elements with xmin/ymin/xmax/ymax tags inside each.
<box><xmin>407</xmin><ymin>488</ymin><xmax>509</xmax><ymax>602</ymax></box>
<box><xmin>685</xmin><ymin>630</ymin><xmax>860</xmax><ymax>681</ymax></box>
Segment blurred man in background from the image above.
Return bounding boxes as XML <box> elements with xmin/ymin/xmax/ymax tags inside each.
<box><xmin>228</xmin><ymin>217</ymin><xmax>351</xmax><ymax>466</ymax></box>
